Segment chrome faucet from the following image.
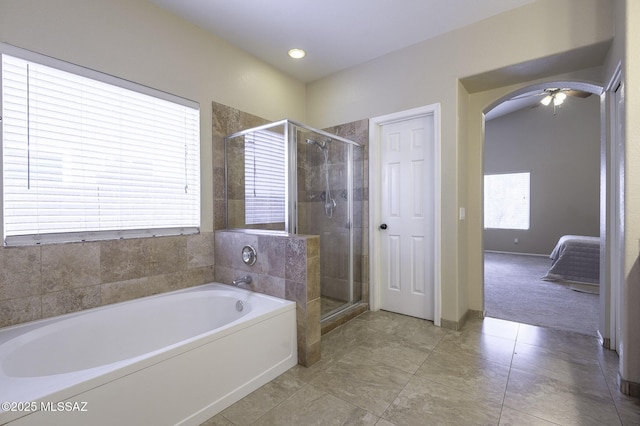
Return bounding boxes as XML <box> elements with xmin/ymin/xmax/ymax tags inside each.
<box><xmin>232</xmin><ymin>275</ymin><xmax>252</xmax><ymax>287</ymax></box>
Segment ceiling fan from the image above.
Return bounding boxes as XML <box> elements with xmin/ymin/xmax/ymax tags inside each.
<box><xmin>539</xmin><ymin>87</ymin><xmax>591</xmax><ymax>106</ymax></box>
<box><xmin>515</xmin><ymin>87</ymin><xmax>592</xmax><ymax>107</ymax></box>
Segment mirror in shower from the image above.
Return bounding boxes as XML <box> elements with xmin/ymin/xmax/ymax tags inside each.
<box><xmin>224</xmin><ymin>120</ymin><xmax>364</xmax><ymax>320</ymax></box>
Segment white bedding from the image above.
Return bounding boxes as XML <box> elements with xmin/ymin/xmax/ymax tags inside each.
<box><xmin>543</xmin><ymin>235</ymin><xmax>600</xmax><ymax>285</ymax></box>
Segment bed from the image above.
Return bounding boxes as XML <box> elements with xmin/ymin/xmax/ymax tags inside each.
<box><xmin>542</xmin><ymin>235</ymin><xmax>600</xmax><ymax>291</ymax></box>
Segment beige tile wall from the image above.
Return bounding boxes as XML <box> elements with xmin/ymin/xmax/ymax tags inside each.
<box><xmin>0</xmin><ymin>233</ymin><xmax>215</xmax><ymax>328</ymax></box>
<box><xmin>212</xmin><ymin>101</ymin><xmax>271</xmax><ymax>231</ymax></box>
<box><xmin>214</xmin><ymin>230</ymin><xmax>321</xmax><ymax>367</ymax></box>
<box><xmin>212</xmin><ymin>102</ymin><xmax>370</xmax><ymax>357</ymax></box>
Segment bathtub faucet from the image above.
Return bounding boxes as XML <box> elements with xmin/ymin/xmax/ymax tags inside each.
<box><xmin>232</xmin><ymin>275</ymin><xmax>252</xmax><ymax>288</ymax></box>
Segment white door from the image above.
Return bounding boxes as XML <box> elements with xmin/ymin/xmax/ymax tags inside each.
<box><xmin>378</xmin><ymin>114</ymin><xmax>436</xmax><ymax>320</ymax></box>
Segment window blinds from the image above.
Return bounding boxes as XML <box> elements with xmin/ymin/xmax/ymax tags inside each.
<box><xmin>244</xmin><ymin>130</ymin><xmax>285</xmax><ymax>224</ymax></box>
<box><xmin>1</xmin><ymin>51</ymin><xmax>200</xmax><ymax>245</ymax></box>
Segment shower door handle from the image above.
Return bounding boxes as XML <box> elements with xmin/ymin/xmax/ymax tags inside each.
<box><xmin>379</xmin><ymin>223</ymin><xmax>388</xmax><ymax>230</ymax></box>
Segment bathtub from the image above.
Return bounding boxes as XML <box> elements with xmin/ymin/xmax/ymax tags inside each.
<box><xmin>0</xmin><ymin>283</ymin><xmax>297</xmax><ymax>425</ymax></box>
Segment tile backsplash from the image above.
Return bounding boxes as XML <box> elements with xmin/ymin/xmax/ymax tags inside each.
<box><xmin>0</xmin><ymin>232</ymin><xmax>215</xmax><ymax>328</ymax></box>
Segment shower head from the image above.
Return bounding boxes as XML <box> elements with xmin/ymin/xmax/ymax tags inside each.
<box><xmin>305</xmin><ymin>138</ymin><xmax>331</xmax><ymax>150</ymax></box>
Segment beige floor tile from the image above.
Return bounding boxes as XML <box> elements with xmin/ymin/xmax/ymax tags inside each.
<box><xmin>415</xmin><ymin>349</ymin><xmax>510</xmax><ymax>404</ymax></box>
<box><xmin>252</xmin><ymin>384</ymin><xmax>379</xmax><ymax>426</ymax></box>
<box><xmin>199</xmin><ymin>311</ymin><xmax>640</xmax><ymax>425</ymax></box>
<box><xmin>463</xmin><ymin>316</ymin><xmax>521</xmax><ymax>340</ymax></box>
<box><xmin>433</xmin><ymin>328</ymin><xmax>516</xmax><ymax>366</ymax></box>
<box><xmin>504</xmin><ymin>368</ymin><xmax>621</xmax><ymax>426</ymax></box>
<box><xmin>311</xmin><ymin>358</ymin><xmax>412</xmax><ymax>416</ymax></box>
<box><xmin>199</xmin><ymin>414</ymin><xmax>235</xmax><ymax>426</ymax></box>
<box><xmin>374</xmin><ymin>419</ymin><xmax>398</xmax><ymax>426</ymax></box>
<box><xmin>359</xmin><ymin>310</ymin><xmax>448</xmax><ymax>352</ymax></box>
<box><xmin>383</xmin><ymin>375</ymin><xmax>502</xmax><ymax>426</ymax></box>
<box><xmin>498</xmin><ymin>406</ymin><xmax>559</xmax><ymax>425</ymax></box>
<box><xmin>512</xmin><ymin>341</ymin><xmax>610</xmax><ymax>397</ymax></box>
<box><xmin>321</xmin><ymin>317</ymin><xmax>379</xmax><ymax>357</ymax></box>
<box><xmin>612</xmin><ymin>393</ymin><xmax>640</xmax><ymax>426</ymax></box>
<box><xmin>340</xmin><ymin>336</ymin><xmax>430</xmax><ymax>374</ymax></box>
<box><xmin>219</xmin><ymin>370</ymin><xmax>307</xmax><ymax>425</ymax></box>
<box><xmin>516</xmin><ymin>323</ymin><xmax>603</xmax><ymax>361</ymax></box>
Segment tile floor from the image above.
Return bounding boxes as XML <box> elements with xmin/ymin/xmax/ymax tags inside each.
<box><xmin>202</xmin><ymin>311</ymin><xmax>640</xmax><ymax>425</ymax></box>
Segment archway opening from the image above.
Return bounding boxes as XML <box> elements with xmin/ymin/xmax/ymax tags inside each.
<box><xmin>482</xmin><ymin>81</ymin><xmax>603</xmax><ymax>336</ymax></box>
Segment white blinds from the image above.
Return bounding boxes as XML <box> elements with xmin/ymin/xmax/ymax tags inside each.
<box><xmin>1</xmin><ymin>50</ymin><xmax>200</xmax><ymax>245</ymax></box>
<box><xmin>244</xmin><ymin>130</ymin><xmax>285</xmax><ymax>224</ymax></box>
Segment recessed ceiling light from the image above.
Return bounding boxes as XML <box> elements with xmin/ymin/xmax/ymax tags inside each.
<box><xmin>288</xmin><ymin>48</ymin><xmax>306</xmax><ymax>59</ymax></box>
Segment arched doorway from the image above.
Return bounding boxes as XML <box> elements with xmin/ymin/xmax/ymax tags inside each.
<box><xmin>482</xmin><ymin>81</ymin><xmax>604</xmax><ymax>336</ymax></box>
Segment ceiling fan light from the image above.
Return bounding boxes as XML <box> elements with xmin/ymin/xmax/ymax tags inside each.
<box><xmin>553</xmin><ymin>95</ymin><xmax>564</xmax><ymax>106</ymax></box>
<box><xmin>540</xmin><ymin>95</ymin><xmax>553</xmax><ymax>106</ymax></box>
<box><xmin>555</xmin><ymin>92</ymin><xmax>567</xmax><ymax>102</ymax></box>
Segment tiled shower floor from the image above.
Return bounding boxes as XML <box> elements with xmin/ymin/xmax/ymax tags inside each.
<box><xmin>202</xmin><ymin>311</ymin><xmax>640</xmax><ymax>425</ymax></box>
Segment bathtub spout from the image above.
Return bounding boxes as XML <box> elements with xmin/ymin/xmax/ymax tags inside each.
<box><xmin>232</xmin><ymin>275</ymin><xmax>252</xmax><ymax>288</ymax></box>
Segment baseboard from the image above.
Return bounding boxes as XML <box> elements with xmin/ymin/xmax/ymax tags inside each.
<box><xmin>619</xmin><ymin>374</ymin><xmax>640</xmax><ymax>397</ymax></box>
<box><xmin>468</xmin><ymin>309</ymin><xmax>485</xmax><ymax>319</ymax></box>
<box><xmin>484</xmin><ymin>250</ymin><xmax>548</xmax><ymax>257</ymax></box>
<box><xmin>597</xmin><ymin>330</ymin><xmax>611</xmax><ymax>349</ymax></box>
<box><xmin>440</xmin><ymin>318</ymin><xmax>461</xmax><ymax>331</ymax></box>
<box><xmin>441</xmin><ymin>309</ymin><xmax>483</xmax><ymax>331</ymax></box>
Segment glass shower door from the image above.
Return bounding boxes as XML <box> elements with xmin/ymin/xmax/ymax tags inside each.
<box><xmin>296</xmin><ymin>128</ymin><xmax>362</xmax><ymax>319</ymax></box>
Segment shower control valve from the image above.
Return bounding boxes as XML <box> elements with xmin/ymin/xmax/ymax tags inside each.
<box><xmin>242</xmin><ymin>245</ymin><xmax>257</xmax><ymax>265</ymax></box>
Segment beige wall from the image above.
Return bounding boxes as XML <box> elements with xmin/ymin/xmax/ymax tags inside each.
<box><xmin>0</xmin><ymin>0</ymin><xmax>305</xmax><ymax>327</ymax></box>
<box><xmin>594</xmin><ymin>0</ymin><xmax>640</xmax><ymax>393</ymax></box>
<box><xmin>615</xmin><ymin>0</ymin><xmax>640</xmax><ymax>391</ymax></box>
<box><xmin>0</xmin><ymin>0</ymin><xmax>306</xmax><ymax>233</ymax></box>
<box><xmin>306</xmin><ymin>0</ymin><xmax>613</xmax><ymax>324</ymax></box>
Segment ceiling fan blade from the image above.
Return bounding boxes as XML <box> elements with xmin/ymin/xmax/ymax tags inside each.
<box><xmin>564</xmin><ymin>89</ymin><xmax>591</xmax><ymax>98</ymax></box>
<box><xmin>510</xmin><ymin>91</ymin><xmax>546</xmax><ymax>100</ymax></box>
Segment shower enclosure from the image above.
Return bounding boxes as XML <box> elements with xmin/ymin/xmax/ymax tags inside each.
<box><xmin>224</xmin><ymin>119</ymin><xmax>364</xmax><ymax>320</ymax></box>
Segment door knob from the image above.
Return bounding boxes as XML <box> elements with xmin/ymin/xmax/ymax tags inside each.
<box><xmin>379</xmin><ymin>223</ymin><xmax>388</xmax><ymax>230</ymax></box>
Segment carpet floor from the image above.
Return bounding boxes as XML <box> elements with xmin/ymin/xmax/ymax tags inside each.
<box><xmin>484</xmin><ymin>251</ymin><xmax>599</xmax><ymax>336</ymax></box>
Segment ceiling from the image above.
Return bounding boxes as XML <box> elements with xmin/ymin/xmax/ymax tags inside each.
<box><xmin>148</xmin><ymin>0</ymin><xmax>535</xmax><ymax>83</ymax></box>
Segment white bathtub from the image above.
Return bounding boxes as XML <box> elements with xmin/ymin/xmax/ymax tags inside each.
<box><xmin>0</xmin><ymin>283</ymin><xmax>297</xmax><ymax>425</ymax></box>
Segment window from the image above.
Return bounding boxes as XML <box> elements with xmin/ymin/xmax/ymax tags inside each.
<box><xmin>1</xmin><ymin>45</ymin><xmax>200</xmax><ymax>245</ymax></box>
<box><xmin>244</xmin><ymin>130</ymin><xmax>285</xmax><ymax>224</ymax></box>
<box><xmin>484</xmin><ymin>172</ymin><xmax>530</xmax><ymax>230</ymax></box>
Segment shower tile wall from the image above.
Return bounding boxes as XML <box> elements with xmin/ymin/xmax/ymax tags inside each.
<box><xmin>298</xmin><ymin>120</ymin><xmax>369</xmax><ymax>306</ymax></box>
<box><xmin>212</xmin><ymin>102</ymin><xmax>270</xmax><ymax>231</ymax></box>
<box><xmin>0</xmin><ymin>233</ymin><xmax>215</xmax><ymax>328</ymax></box>
<box><xmin>211</xmin><ymin>101</ymin><xmax>369</xmax><ymax>327</ymax></box>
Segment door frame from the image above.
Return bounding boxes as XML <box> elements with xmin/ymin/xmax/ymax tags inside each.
<box><xmin>369</xmin><ymin>104</ymin><xmax>442</xmax><ymax>326</ymax></box>
<box><xmin>605</xmin><ymin>62</ymin><xmax>624</xmax><ymax>352</ymax></box>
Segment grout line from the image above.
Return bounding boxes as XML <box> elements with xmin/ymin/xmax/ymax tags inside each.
<box><xmin>497</xmin><ymin>321</ymin><xmax>520</xmax><ymax>425</ymax></box>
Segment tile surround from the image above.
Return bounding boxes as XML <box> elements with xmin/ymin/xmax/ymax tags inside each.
<box><xmin>0</xmin><ymin>232</ymin><xmax>215</xmax><ymax>328</ymax></box>
<box><xmin>214</xmin><ymin>230</ymin><xmax>320</xmax><ymax>367</ymax></box>
<box><xmin>211</xmin><ymin>102</ymin><xmax>372</xmax><ymax>369</ymax></box>
<box><xmin>212</xmin><ymin>102</ymin><xmax>370</xmax><ymax>333</ymax></box>
<box><xmin>0</xmin><ymin>103</ymin><xmax>368</xmax><ymax>359</ymax></box>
